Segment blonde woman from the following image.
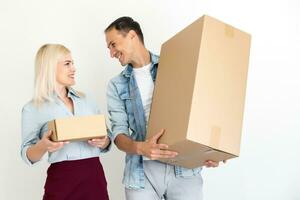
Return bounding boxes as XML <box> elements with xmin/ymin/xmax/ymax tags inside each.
<box><xmin>21</xmin><ymin>44</ymin><xmax>110</xmax><ymax>200</ymax></box>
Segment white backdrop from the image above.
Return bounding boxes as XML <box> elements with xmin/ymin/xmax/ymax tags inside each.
<box><xmin>0</xmin><ymin>0</ymin><xmax>299</xmax><ymax>199</ymax></box>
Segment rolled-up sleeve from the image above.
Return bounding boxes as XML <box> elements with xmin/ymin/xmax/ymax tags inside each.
<box><xmin>106</xmin><ymin>81</ymin><xmax>130</xmax><ymax>142</ymax></box>
<box><xmin>20</xmin><ymin>104</ymin><xmax>42</xmax><ymax>166</ymax></box>
<box><xmin>98</xmin><ymin>128</ymin><xmax>113</xmax><ymax>153</ymax></box>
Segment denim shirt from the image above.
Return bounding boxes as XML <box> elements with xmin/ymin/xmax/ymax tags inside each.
<box><xmin>107</xmin><ymin>52</ymin><xmax>202</xmax><ymax>189</ymax></box>
<box><xmin>21</xmin><ymin>88</ymin><xmax>111</xmax><ymax>166</ymax></box>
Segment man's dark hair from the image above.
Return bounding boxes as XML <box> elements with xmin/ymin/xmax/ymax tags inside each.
<box><xmin>105</xmin><ymin>16</ymin><xmax>144</xmax><ymax>44</ymax></box>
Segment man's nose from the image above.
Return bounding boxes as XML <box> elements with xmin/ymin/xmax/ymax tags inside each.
<box><xmin>110</xmin><ymin>48</ymin><xmax>116</xmax><ymax>58</ymax></box>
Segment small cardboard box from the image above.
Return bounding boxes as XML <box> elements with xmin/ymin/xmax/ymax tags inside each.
<box><xmin>48</xmin><ymin>115</ymin><xmax>107</xmax><ymax>142</ymax></box>
<box><xmin>147</xmin><ymin>15</ymin><xmax>251</xmax><ymax>168</ymax></box>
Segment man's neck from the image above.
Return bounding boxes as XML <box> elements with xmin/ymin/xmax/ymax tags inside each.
<box><xmin>131</xmin><ymin>46</ymin><xmax>151</xmax><ymax>68</ymax></box>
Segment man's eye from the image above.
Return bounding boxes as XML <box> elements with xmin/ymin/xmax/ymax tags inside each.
<box><xmin>112</xmin><ymin>43</ymin><xmax>116</xmax><ymax>47</ymax></box>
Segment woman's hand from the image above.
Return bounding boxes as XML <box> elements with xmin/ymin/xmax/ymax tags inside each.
<box><xmin>40</xmin><ymin>130</ymin><xmax>69</xmax><ymax>152</ymax></box>
<box><xmin>88</xmin><ymin>136</ymin><xmax>110</xmax><ymax>149</ymax></box>
<box><xmin>26</xmin><ymin>130</ymin><xmax>69</xmax><ymax>163</ymax></box>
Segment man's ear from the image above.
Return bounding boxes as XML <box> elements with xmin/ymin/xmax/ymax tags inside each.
<box><xmin>128</xmin><ymin>30</ymin><xmax>137</xmax><ymax>40</ymax></box>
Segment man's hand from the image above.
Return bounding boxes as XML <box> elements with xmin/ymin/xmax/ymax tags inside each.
<box><xmin>204</xmin><ymin>160</ymin><xmax>227</xmax><ymax>168</ymax></box>
<box><xmin>137</xmin><ymin>129</ymin><xmax>178</xmax><ymax>160</ymax></box>
<box><xmin>88</xmin><ymin>136</ymin><xmax>110</xmax><ymax>149</ymax></box>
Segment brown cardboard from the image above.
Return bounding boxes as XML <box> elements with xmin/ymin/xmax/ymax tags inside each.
<box><xmin>48</xmin><ymin>115</ymin><xmax>107</xmax><ymax>142</ymax></box>
<box><xmin>147</xmin><ymin>15</ymin><xmax>251</xmax><ymax>168</ymax></box>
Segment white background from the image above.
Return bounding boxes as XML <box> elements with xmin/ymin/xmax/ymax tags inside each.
<box><xmin>0</xmin><ymin>0</ymin><xmax>299</xmax><ymax>199</ymax></box>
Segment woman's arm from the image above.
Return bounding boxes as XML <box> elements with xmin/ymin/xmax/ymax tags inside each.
<box><xmin>26</xmin><ymin>130</ymin><xmax>68</xmax><ymax>163</ymax></box>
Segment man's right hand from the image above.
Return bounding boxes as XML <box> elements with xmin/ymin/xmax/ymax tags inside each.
<box><xmin>137</xmin><ymin>129</ymin><xmax>178</xmax><ymax>160</ymax></box>
<box><xmin>39</xmin><ymin>130</ymin><xmax>69</xmax><ymax>153</ymax></box>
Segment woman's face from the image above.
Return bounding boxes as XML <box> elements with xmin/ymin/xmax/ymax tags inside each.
<box><xmin>56</xmin><ymin>53</ymin><xmax>76</xmax><ymax>87</ymax></box>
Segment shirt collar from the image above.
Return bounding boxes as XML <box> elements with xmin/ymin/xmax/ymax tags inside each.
<box><xmin>121</xmin><ymin>51</ymin><xmax>159</xmax><ymax>78</ymax></box>
<box><xmin>53</xmin><ymin>87</ymin><xmax>81</xmax><ymax>99</ymax></box>
<box><xmin>67</xmin><ymin>87</ymin><xmax>81</xmax><ymax>98</ymax></box>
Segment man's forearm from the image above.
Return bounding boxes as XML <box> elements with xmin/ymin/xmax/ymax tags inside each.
<box><xmin>114</xmin><ymin>134</ymin><xmax>144</xmax><ymax>155</ymax></box>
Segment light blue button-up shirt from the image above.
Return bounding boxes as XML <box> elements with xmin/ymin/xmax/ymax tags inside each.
<box><xmin>21</xmin><ymin>88</ymin><xmax>110</xmax><ymax>165</ymax></box>
<box><xmin>107</xmin><ymin>52</ymin><xmax>202</xmax><ymax>190</ymax></box>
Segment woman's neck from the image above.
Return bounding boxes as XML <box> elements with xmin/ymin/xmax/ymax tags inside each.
<box><xmin>56</xmin><ymin>85</ymin><xmax>68</xmax><ymax>99</ymax></box>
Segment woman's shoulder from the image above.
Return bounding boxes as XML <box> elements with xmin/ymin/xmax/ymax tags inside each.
<box><xmin>22</xmin><ymin>99</ymin><xmax>56</xmax><ymax>114</ymax></box>
<box><xmin>22</xmin><ymin>100</ymin><xmax>36</xmax><ymax>112</ymax></box>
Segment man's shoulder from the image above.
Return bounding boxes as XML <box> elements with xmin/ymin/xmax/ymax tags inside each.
<box><xmin>150</xmin><ymin>52</ymin><xmax>160</xmax><ymax>64</ymax></box>
<box><xmin>109</xmin><ymin>71</ymin><xmax>128</xmax><ymax>85</ymax></box>
<box><xmin>107</xmin><ymin>70</ymin><xmax>130</xmax><ymax>96</ymax></box>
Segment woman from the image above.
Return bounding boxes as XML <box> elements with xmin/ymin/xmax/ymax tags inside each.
<box><xmin>21</xmin><ymin>44</ymin><xmax>110</xmax><ymax>200</ymax></box>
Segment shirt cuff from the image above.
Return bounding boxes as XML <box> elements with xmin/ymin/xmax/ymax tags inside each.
<box><xmin>99</xmin><ymin>132</ymin><xmax>113</xmax><ymax>153</ymax></box>
<box><xmin>21</xmin><ymin>145</ymin><xmax>40</xmax><ymax>166</ymax></box>
<box><xmin>111</xmin><ymin>126</ymin><xmax>130</xmax><ymax>142</ymax></box>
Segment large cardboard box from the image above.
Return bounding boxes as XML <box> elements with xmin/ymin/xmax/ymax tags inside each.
<box><xmin>147</xmin><ymin>15</ymin><xmax>251</xmax><ymax>168</ymax></box>
<box><xmin>48</xmin><ymin>115</ymin><xmax>107</xmax><ymax>142</ymax></box>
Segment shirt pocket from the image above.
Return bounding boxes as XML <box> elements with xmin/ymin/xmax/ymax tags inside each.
<box><xmin>119</xmin><ymin>92</ymin><xmax>133</xmax><ymax>114</ymax></box>
<box><xmin>119</xmin><ymin>92</ymin><xmax>136</xmax><ymax>134</ymax></box>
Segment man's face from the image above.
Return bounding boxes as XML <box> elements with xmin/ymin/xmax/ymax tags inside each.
<box><xmin>105</xmin><ymin>28</ymin><xmax>134</xmax><ymax>66</ymax></box>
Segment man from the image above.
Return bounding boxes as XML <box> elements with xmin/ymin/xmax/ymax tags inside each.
<box><xmin>105</xmin><ymin>16</ymin><xmax>221</xmax><ymax>200</ymax></box>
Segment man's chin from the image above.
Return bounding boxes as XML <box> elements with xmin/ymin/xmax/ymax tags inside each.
<box><xmin>120</xmin><ymin>62</ymin><xmax>127</xmax><ymax>66</ymax></box>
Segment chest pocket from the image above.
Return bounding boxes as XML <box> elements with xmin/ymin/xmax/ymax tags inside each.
<box><xmin>119</xmin><ymin>92</ymin><xmax>133</xmax><ymax>114</ymax></box>
<box><xmin>119</xmin><ymin>92</ymin><xmax>136</xmax><ymax>133</ymax></box>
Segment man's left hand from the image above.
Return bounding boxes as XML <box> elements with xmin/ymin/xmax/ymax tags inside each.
<box><xmin>204</xmin><ymin>160</ymin><xmax>227</xmax><ymax>168</ymax></box>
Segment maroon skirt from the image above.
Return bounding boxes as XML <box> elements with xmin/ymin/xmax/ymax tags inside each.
<box><xmin>43</xmin><ymin>157</ymin><xmax>109</xmax><ymax>200</ymax></box>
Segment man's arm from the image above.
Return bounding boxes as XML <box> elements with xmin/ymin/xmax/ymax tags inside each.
<box><xmin>115</xmin><ymin>129</ymin><xmax>178</xmax><ymax>160</ymax></box>
<box><xmin>107</xmin><ymin>81</ymin><xmax>177</xmax><ymax>159</ymax></box>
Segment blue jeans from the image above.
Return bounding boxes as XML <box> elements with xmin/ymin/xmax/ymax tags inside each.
<box><xmin>125</xmin><ymin>160</ymin><xmax>203</xmax><ymax>200</ymax></box>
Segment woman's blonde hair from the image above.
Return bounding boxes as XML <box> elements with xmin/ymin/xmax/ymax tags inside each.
<box><xmin>33</xmin><ymin>44</ymin><xmax>70</xmax><ymax>106</ymax></box>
